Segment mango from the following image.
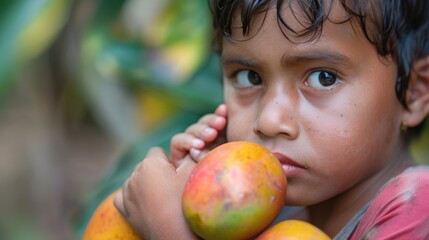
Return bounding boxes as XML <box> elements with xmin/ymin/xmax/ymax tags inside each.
<box><xmin>82</xmin><ymin>190</ymin><xmax>143</xmax><ymax>240</ymax></box>
<box><xmin>182</xmin><ymin>141</ymin><xmax>287</xmax><ymax>240</ymax></box>
<box><xmin>256</xmin><ymin>220</ymin><xmax>331</xmax><ymax>240</ymax></box>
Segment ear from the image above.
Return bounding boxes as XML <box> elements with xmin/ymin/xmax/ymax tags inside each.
<box><xmin>402</xmin><ymin>56</ymin><xmax>429</xmax><ymax>127</ymax></box>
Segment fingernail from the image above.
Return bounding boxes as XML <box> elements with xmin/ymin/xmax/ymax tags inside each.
<box><xmin>214</xmin><ymin>116</ymin><xmax>223</xmax><ymax>124</ymax></box>
<box><xmin>203</xmin><ymin>128</ymin><xmax>215</xmax><ymax>136</ymax></box>
<box><xmin>193</xmin><ymin>139</ymin><xmax>204</xmax><ymax>148</ymax></box>
<box><xmin>190</xmin><ymin>148</ymin><xmax>201</xmax><ymax>158</ymax></box>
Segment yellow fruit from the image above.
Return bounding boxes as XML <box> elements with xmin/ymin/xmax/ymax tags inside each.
<box><xmin>82</xmin><ymin>191</ymin><xmax>143</xmax><ymax>240</ymax></box>
<box><xmin>256</xmin><ymin>220</ymin><xmax>331</xmax><ymax>240</ymax></box>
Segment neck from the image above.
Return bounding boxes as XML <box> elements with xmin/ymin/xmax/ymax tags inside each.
<box><xmin>306</xmin><ymin>150</ymin><xmax>415</xmax><ymax>237</ymax></box>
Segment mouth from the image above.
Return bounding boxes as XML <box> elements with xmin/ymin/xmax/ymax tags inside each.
<box><xmin>272</xmin><ymin>152</ymin><xmax>307</xmax><ymax>177</ymax></box>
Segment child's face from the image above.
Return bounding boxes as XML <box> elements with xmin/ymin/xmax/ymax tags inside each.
<box><xmin>221</xmin><ymin>4</ymin><xmax>406</xmax><ymax>205</ymax></box>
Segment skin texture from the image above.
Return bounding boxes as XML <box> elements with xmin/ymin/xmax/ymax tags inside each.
<box><xmin>113</xmin><ymin>1</ymin><xmax>429</xmax><ymax>239</ymax></box>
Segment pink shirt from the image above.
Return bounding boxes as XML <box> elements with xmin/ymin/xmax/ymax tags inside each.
<box><xmin>349</xmin><ymin>166</ymin><xmax>429</xmax><ymax>239</ymax></box>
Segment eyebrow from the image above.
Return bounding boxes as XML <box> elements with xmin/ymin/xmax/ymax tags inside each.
<box><xmin>281</xmin><ymin>50</ymin><xmax>353</xmax><ymax>68</ymax></box>
<box><xmin>221</xmin><ymin>57</ymin><xmax>258</xmax><ymax>67</ymax></box>
<box><xmin>221</xmin><ymin>50</ymin><xmax>353</xmax><ymax>68</ymax></box>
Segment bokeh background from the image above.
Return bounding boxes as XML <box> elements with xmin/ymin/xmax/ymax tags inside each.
<box><xmin>0</xmin><ymin>0</ymin><xmax>427</xmax><ymax>239</ymax></box>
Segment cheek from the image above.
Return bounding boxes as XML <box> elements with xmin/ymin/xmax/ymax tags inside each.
<box><xmin>345</xmin><ymin>85</ymin><xmax>402</xmax><ymax>151</ymax></box>
<box><xmin>314</xmin><ymin>66</ymin><xmax>401</xmax><ymax>151</ymax></box>
<box><xmin>226</xmin><ymin>108</ymin><xmax>251</xmax><ymax>142</ymax></box>
<box><xmin>225</xmin><ymin>97</ymin><xmax>256</xmax><ymax>142</ymax></box>
<box><xmin>308</xmin><ymin>93</ymin><xmax>402</xmax><ymax>176</ymax></box>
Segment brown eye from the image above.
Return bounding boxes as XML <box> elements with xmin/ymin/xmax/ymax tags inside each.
<box><xmin>235</xmin><ymin>70</ymin><xmax>262</xmax><ymax>88</ymax></box>
<box><xmin>319</xmin><ymin>71</ymin><xmax>336</xmax><ymax>86</ymax></box>
<box><xmin>306</xmin><ymin>70</ymin><xmax>340</xmax><ymax>90</ymax></box>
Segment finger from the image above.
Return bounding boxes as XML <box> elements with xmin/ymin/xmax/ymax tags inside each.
<box><xmin>215</xmin><ymin>104</ymin><xmax>227</xmax><ymax>118</ymax></box>
<box><xmin>186</xmin><ymin>124</ymin><xmax>219</xmax><ymax>143</ymax></box>
<box><xmin>197</xmin><ymin>113</ymin><xmax>226</xmax><ymax>132</ymax></box>
<box><xmin>114</xmin><ymin>188</ymin><xmax>129</xmax><ymax>217</ymax></box>
<box><xmin>146</xmin><ymin>147</ymin><xmax>170</xmax><ymax>163</ymax></box>
<box><xmin>209</xmin><ymin>114</ymin><xmax>227</xmax><ymax>131</ymax></box>
<box><xmin>189</xmin><ymin>148</ymin><xmax>201</xmax><ymax>162</ymax></box>
<box><xmin>195</xmin><ymin>149</ymin><xmax>210</xmax><ymax>162</ymax></box>
<box><xmin>132</xmin><ymin>162</ymin><xmax>143</xmax><ymax>173</ymax></box>
<box><xmin>176</xmin><ymin>155</ymin><xmax>197</xmax><ymax>175</ymax></box>
<box><xmin>171</xmin><ymin>133</ymin><xmax>205</xmax><ymax>166</ymax></box>
<box><xmin>189</xmin><ymin>148</ymin><xmax>212</xmax><ymax>163</ymax></box>
<box><xmin>144</xmin><ymin>147</ymin><xmax>177</xmax><ymax>173</ymax></box>
<box><xmin>196</xmin><ymin>113</ymin><xmax>219</xmax><ymax>124</ymax></box>
<box><xmin>198</xmin><ymin>110</ymin><xmax>227</xmax><ymax>133</ymax></box>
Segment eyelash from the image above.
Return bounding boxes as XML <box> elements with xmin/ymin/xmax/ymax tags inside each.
<box><xmin>226</xmin><ymin>68</ymin><xmax>343</xmax><ymax>92</ymax></box>
<box><xmin>234</xmin><ymin>69</ymin><xmax>262</xmax><ymax>88</ymax></box>
<box><xmin>304</xmin><ymin>69</ymin><xmax>343</xmax><ymax>91</ymax></box>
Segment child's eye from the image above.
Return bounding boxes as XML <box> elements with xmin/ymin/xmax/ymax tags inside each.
<box><xmin>305</xmin><ymin>70</ymin><xmax>341</xmax><ymax>90</ymax></box>
<box><xmin>234</xmin><ymin>70</ymin><xmax>262</xmax><ymax>88</ymax></box>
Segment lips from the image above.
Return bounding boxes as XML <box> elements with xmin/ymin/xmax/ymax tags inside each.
<box><xmin>272</xmin><ymin>152</ymin><xmax>304</xmax><ymax>168</ymax></box>
<box><xmin>272</xmin><ymin>152</ymin><xmax>306</xmax><ymax>176</ymax></box>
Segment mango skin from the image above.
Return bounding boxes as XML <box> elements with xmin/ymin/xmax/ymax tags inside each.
<box><xmin>82</xmin><ymin>190</ymin><xmax>143</xmax><ymax>240</ymax></box>
<box><xmin>256</xmin><ymin>220</ymin><xmax>331</xmax><ymax>240</ymax></box>
<box><xmin>182</xmin><ymin>141</ymin><xmax>287</xmax><ymax>240</ymax></box>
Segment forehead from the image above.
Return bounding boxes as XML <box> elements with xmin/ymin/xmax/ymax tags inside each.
<box><xmin>220</xmin><ymin>1</ymin><xmax>387</xmax><ymax>74</ymax></box>
<box><xmin>226</xmin><ymin>0</ymin><xmax>367</xmax><ymax>45</ymax></box>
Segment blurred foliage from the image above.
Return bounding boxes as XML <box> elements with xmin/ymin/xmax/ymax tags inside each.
<box><xmin>1</xmin><ymin>0</ymin><xmax>222</xmax><ymax>239</ymax></box>
<box><xmin>72</xmin><ymin>0</ymin><xmax>224</xmax><ymax>236</ymax></box>
<box><xmin>0</xmin><ymin>0</ymin><xmax>223</xmax><ymax>140</ymax></box>
<box><xmin>0</xmin><ymin>0</ymin><xmax>427</xmax><ymax>239</ymax></box>
<box><xmin>76</xmin><ymin>0</ymin><xmax>222</xmax><ymax>143</ymax></box>
<box><xmin>0</xmin><ymin>0</ymin><xmax>71</xmax><ymax>102</ymax></box>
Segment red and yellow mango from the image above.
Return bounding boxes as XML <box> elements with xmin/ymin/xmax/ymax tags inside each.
<box><xmin>182</xmin><ymin>141</ymin><xmax>287</xmax><ymax>240</ymax></box>
<box><xmin>83</xmin><ymin>141</ymin><xmax>330</xmax><ymax>240</ymax></box>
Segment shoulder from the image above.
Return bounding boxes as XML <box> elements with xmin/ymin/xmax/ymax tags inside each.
<box><xmin>376</xmin><ymin>166</ymin><xmax>429</xmax><ymax>204</ymax></box>
<box><xmin>351</xmin><ymin>166</ymin><xmax>429</xmax><ymax>240</ymax></box>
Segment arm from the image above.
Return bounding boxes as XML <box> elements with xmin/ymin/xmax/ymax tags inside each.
<box><xmin>114</xmin><ymin>104</ymin><xmax>228</xmax><ymax>239</ymax></box>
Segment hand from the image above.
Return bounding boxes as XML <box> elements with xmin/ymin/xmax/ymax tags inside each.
<box><xmin>170</xmin><ymin>104</ymin><xmax>227</xmax><ymax>167</ymax></box>
<box><xmin>114</xmin><ymin>148</ymin><xmax>200</xmax><ymax>240</ymax></box>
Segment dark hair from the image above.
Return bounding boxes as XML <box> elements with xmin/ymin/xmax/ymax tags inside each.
<box><xmin>209</xmin><ymin>0</ymin><xmax>429</xmax><ymax>138</ymax></box>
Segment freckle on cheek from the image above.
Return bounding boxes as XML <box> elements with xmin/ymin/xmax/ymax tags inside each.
<box><xmin>307</xmin><ymin>127</ymin><xmax>320</xmax><ymax>133</ymax></box>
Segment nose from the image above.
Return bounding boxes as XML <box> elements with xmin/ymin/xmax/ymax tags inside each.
<box><xmin>253</xmin><ymin>93</ymin><xmax>299</xmax><ymax>140</ymax></box>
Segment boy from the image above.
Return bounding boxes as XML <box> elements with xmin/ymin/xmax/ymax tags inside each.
<box><xmin>115</xmin><ymin>0</ymin><xmax>429</xmax><ymax>239</ymax></box>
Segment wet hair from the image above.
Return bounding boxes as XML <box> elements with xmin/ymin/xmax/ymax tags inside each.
<box><xmin>209</xmin><ymin>0</ymin><xmax>429</xmax><ymax>139</ymax></box>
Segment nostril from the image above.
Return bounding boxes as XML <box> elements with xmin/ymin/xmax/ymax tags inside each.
<box><xmin>252</xmin><ymin>127</ymin><xmax>263</xmax><ymax>137</ymax></box>
<box><xmin>253</xmin><ymin>113</ymin><xmax>299</xmax><ymax>139</ymax></box>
